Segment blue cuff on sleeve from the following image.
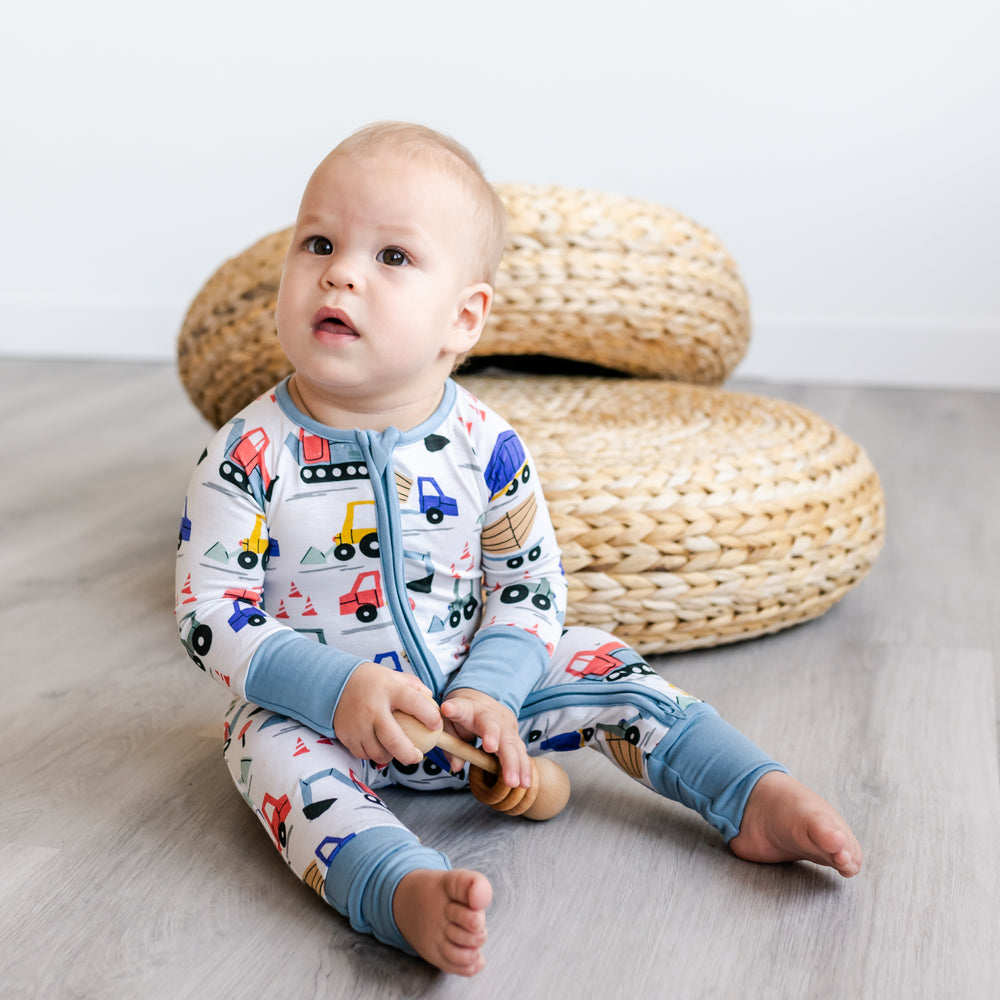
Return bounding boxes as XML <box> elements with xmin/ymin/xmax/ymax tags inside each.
<box><xmin>443</xmin><ymin>626</ymin><xmax>550</xmax><ymax>715</ymax></box>
<box><xmin>244</xmin><ymin>631</ymin><xmax>365</xmax><ymax>738</ymax></box>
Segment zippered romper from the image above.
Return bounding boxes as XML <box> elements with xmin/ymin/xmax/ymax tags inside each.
<box><xmin>176</xmin><ymin>377</ymin><xmax>785</xmax><ymax>953</ymax></box>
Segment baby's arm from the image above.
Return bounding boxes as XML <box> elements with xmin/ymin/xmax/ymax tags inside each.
<box><xmin>440</xmin><ymin>687</ymin><xmax>532</xmax><ymax>789</ymax></box>
<box><xmin>176</xmin><ymin>418</ymin><xmax>372</xmax><ymax>740</ymax></box>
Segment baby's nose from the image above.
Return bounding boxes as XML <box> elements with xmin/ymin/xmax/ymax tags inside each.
<box><xmin>322</xmin><ymin>256</ymin><xmax>359</xmax><ymax>290</ymax></box>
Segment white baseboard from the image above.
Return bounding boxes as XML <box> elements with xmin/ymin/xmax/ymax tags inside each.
<box><xmin>1</xmin><ymin>305</ymin><xmax>997</xmax><ymax>390</ymax></box>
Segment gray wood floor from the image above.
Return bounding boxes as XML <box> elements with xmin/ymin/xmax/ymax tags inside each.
<box><xmin>2</xmin><ymin>358</ymin><xmax>997</xmax><ymax>999</ymax></box>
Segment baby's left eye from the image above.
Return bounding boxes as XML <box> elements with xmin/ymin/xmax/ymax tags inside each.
<box><xmin>376</xmin><ymin>247</ymin><xmax>409</xmax><ymax>267</ymax></box>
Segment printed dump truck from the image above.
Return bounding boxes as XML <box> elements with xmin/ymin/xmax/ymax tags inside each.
<box><xmin>503</xmin><ymin>541</ymin><xmax>542</xmax><ymax>570</ymax></box>
<box><xmin>483</xmin><ymin>430</ymin><xmax>529</xmax><ymax>500</ymax></box>
<box><xmin>481</xmin><ymin>493</ymin><xmax>538</xmax><ymax>554</ymax></box>
<box><xmin>220</xmin><ymin>423</ymin><xmax>277</xmax><ymax>504</ymax></box>
<box><xmin>596</xmin><ymin>715</ymin><xmax>646</xmax><ymax>780</ymax></box>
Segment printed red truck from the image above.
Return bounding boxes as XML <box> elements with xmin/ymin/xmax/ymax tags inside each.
<box><xmin>340</xmin><ymin>571</ymin><xmax>384</xmax><ymax>623</ymax></box>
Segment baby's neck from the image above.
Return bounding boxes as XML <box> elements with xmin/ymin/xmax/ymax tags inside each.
<box><xmin>288</xmin><ymin>374</ymin><xmax>446</xmax><ymax>433</ymax></box>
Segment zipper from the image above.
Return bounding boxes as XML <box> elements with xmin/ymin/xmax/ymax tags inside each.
<box><xmin>356</xmin><ymin>429</ymin><xmax>446</xmax><ymax>695</ymax></box>
<box><xmin>519</xmin><ymin>679</ymin><xmax>689</xmax><ymax>728</ymax></box>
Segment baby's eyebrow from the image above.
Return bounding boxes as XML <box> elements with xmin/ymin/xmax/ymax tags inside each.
<box><xmin>374</xmin><ymin>222</ymin><xmax>426</xmax><ymax>242</ymax></box>
<box><xmin>297</xmin><ymin>213</ymin><xmax>329</xmax><ymax>230</ymax></box>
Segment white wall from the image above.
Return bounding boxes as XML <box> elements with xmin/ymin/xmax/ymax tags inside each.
<box><xmin>2</xmin><ymin>0</ymin><xmax>998</xmax><ymax>388</ymax></box>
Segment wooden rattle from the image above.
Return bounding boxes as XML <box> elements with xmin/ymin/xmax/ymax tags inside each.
<box><xmin>392</xmin><ymin>711</ymin><xmax>571</xmax><ymax>821</ymax></box>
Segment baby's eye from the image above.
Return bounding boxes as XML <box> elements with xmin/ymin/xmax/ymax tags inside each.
<box><xmin>305</xmin><ymin>236</ymin><xmax>333</xmax><ymax>256</ymax></box>
<box><xmin>376</xmin><ymin>247</ymin><xmax>409</xmax><ymax>267</ymax></box>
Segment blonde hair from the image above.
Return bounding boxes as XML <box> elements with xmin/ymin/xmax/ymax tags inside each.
<box><xmin>331</xmin><ymin>121</ymin><xmax>507</xmax><ymax>284</ymax></box>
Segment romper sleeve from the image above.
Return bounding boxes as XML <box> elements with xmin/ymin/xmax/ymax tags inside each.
<box><xmin>442</xmin><ymin>424</ymin><xmax>567</xmax><ymax>716</ymax></box>
<box><xmin>175</xmin><ymin>417</ymin><xmax>364</xmax><ymax>738</ymax></box>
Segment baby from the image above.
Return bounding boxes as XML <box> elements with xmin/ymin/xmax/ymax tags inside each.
<box><xmin>176</xmin><ymin>121</ymin><xmax>862</xmax><ymax>977</ymax></box>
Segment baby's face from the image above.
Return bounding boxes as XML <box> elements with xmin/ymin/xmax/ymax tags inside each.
<box><xmin>276</xmin><ymin>151</ymin><xmax>488</xmax><ymax>419</ymax></box>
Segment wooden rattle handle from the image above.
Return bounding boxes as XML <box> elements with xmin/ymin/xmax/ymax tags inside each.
<box><xmin>393</xmin><ymin>711</ymin><xmax>500</xmax><ymax>774</ymax></box>
<box><xmin>392</xmin><ymin>711</ymin><xmax>570</xmax><ymax>821</ymax></box>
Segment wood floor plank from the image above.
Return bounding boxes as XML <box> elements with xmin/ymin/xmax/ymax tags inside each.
<box><xmin>2</xmin><ymin>360</ymin><xmax>997</xmax><ymax>999</ymax></box>
<box><xmin>661</xmin><ymin>636</ymin><xmax>1000</xmax><ymax>998</ymax></box>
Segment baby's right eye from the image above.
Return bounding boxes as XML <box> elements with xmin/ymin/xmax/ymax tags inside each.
<box><xmin>305</xmin><ymin>236</ymin><xmax>333</xmax><ymax>256</ymax></box>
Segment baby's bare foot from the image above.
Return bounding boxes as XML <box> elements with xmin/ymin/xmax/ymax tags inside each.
<box><xmin>729</xmin><ymin>770</ymin><xmax>863</xmax><ymax>878</ymax></box>
<box><xmin>393</xmin><ymin>868</ymin><xmax>493</xmax><ymax>976</ymax></box>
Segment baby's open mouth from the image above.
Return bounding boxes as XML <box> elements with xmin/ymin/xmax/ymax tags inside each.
<box><xmin>313</xmin><ymin>308</ymin><xmax>358</xmax><ymax>336</ymax></box>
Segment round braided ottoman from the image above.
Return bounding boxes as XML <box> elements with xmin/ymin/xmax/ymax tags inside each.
<box><xmin>176</xmin><ymin>184</ymin><xmax>884</xmax><ymax>653</ymax></box>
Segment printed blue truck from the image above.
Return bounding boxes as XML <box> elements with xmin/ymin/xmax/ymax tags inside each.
<box><xmin>484</xmin><ymin>430</ymin><xmax>527</xmax><ymax>500</ymax></box>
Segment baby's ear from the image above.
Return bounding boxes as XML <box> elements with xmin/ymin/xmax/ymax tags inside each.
<box><xmin>448</xmin><ymin>283</ymin><xmax>493</xmax><ymax>353</ymax></box>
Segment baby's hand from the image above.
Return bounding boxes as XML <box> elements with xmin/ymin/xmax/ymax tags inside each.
<box><xmin>333</xmin><ymin>662</ymin><xmax>442</xmax><ymax>767</ymax></box>
<box><xmin>441</xmin><ymin>689</ymin><xmax>531</xmax><ymax>789</ymax></box>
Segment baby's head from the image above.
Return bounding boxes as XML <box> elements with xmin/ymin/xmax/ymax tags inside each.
<box><xmin>328</xmin><ymin>122</ymin><xmax>507</xmax><ymax>285</ymax></box>
<box><xmin>276</xmin><ymin>123</ymin><xmax>506</xmax><ymax>429</ymax></box>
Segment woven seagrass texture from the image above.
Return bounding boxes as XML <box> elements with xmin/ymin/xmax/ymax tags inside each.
<box><xmin>177</xmin><ymin>184</ymin><xmax>750</xmax><ymax>428</ymax></box>
<box><xmin>484</xmin><ymin>184</ymin><xmax>750</xmax><ymax>381</ymax></box>
<box><xmin>178</xmin><ymin>228</ymin><xmax>292</xmax><ymax>430</ymax></box>
<box><xmin>460</xmin><ymin>375</ymin><xmax>885</xmax><ymax>654</ymax></box>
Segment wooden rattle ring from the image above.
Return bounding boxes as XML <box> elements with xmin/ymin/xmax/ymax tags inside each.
<box><xmin>468</xmin><ymin>764</ymin><xmax>541</xmax><ymax>817</ymax></box>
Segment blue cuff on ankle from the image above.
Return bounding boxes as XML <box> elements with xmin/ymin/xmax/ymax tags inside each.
<box><xmin>322</xmin><ymin>825</ymin><xmax>452</xmax><ymax>953</ymax></box>
<box><xmin>645</xmin><ymin>702</ymin><xmax>787</xmax><ymax>842</ymax></box>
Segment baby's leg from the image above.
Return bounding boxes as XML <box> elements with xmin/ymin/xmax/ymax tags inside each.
<box><xmin>223</xmin><ymin>700</ymin><xmax>493</xmax><ymax>971</ymax></box>
<box><xmin>729</xmin><ymin>770</ymin><xmax>862</xmax><ymax>876</ymax></box>
<box><xmin>520</xmin><ymin>628</ymin><xmax>862</xmax><ymax>876</ymax></box>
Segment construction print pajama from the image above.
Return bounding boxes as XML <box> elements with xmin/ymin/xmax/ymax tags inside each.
<box><xmin>177</xmin><ymin>377</ymin><xmax>784</xmax><ymax>954</ymax></box>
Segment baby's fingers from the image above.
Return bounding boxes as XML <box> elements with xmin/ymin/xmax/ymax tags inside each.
<box><xmin>384</xmin><ymin>687</ymin><xmax>443</xmax><ymax>765</ymax></box>
<box><xmin>439</xmin><ymin>694</ymin><xmax>477</xmax><ymax>735</ymax></box>
<box><xmin>473</xmin><ymin>714</ymin><xmax>530</xmax><ymax>788</ymax></box>
<box><xmin>397</xmin><ymin>683</ymin><xmax>443</xmax><ymax>734</ymax></box>
<box><xmin>375</xmin><ymin>714</ymin><xmax>428</xmax><ymax>767</ymax></box>
<box><xmin>494</xmin><ymin>729</ymin><xmax>533</xmax><ymax>789</ymax></box>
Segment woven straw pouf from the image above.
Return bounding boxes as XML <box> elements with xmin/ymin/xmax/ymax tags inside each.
<box><xmin>178</xmin><ymin>184</ymin><xmax>750</xmax><ymax>428</ymax></box>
